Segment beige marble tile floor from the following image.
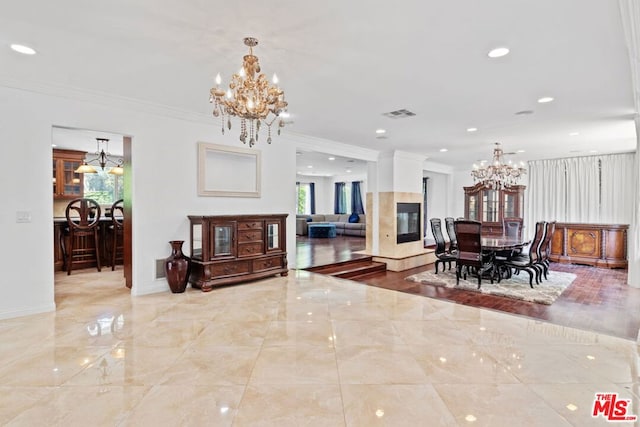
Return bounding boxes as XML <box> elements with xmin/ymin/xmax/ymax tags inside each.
<box><xmin>1</xmin><ymin>268</ymin><xmax>639</xmax><ymax>426</ymax></box>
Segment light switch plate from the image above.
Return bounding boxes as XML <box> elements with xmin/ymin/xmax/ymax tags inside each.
<box><xmin>16</xmin><ymin>211</ymin><xmax>31</xmax><ymax>223</ymax></box>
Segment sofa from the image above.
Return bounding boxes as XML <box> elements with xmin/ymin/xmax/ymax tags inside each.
<box><xmin>296</xmin><ymin>214</ymin><xmax>366</xmax><ymax>237</ymax></box>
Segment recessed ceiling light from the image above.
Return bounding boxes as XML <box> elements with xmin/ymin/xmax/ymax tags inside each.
<box><xmin>537</xmin><ymin>97</ymin><xmax>554</xmax><ymax>103</ymax></box>
<box><xmin>488</xmin><ymin>47</ymin><xmax>509</xmax><ymax>58</ymax></box>
<box><xmin>375</xmin><ymin>129</ymin><xmax>386</xmax><ymax>134</ymax></box>
<box><xmin>346</xmin><ymin>169</ymin><xmax>352</xmax><ymax>173</ymax></box>
<box><xmin>569</xmin><ymin>132</ymin><xmax>579</xmax><ymax>136</ymax></box>
<box><xmin>517</xmin><ymin>149</ymin><xmax>525</xmax><ymax>153</ymax></box>
<box><xmin>51</xmin><ymin>144</ymin><xmax>57</xmax><ymax>147</ymax></box>
<box><xmin>279</xmin><ymin>111</ymin><xmax>290</xmax><ymax>118</ymax></box>
<box><xmin>466</xmin><ymin>127</ymin><xmax>478</xmax><ymax>132</ymax></box>
<box><xmin>328</xmin><ymin>157</ymin><xmax>335</xmax><ymax>161</ymax></box>
<box><xmin>10</xmin><ymin>44</ymin><xmax>36</xmax><ymax>55</ymax></box>
<box><xmin>440</xmin><ymin>148</ymin><xmax>448</xmax><ymax>152</ymax></box>
<box><xmin>589</xmin><ymin>150</ymin><xmax>598</xmax><ymax>153</ymax></box>
<box><xmin>307</xmin><ymin>165</ymin><xmax>313</xmax><ymax>168</ymax></box>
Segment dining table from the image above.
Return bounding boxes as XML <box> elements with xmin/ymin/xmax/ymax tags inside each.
<box><xmin>481</xmin><ymin>235</ymin><xmax>531</xmax><ymax>281</ymax></box>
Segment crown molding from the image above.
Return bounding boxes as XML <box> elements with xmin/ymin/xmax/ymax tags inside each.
<box><xmin>0</xmin><ymin>76</ymin><xmax>214</xmax><ymax>124</ymax></box>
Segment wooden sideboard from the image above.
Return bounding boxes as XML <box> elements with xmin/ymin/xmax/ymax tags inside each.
<box><xmin>550</xmin><ymin>222</ymin><xmax>628</xmax><ymax>269</ymax></box>
<box><xmin>188</xmin><ymin>214</ymin><xmax>288</xmax><ymax>292</ymax></box>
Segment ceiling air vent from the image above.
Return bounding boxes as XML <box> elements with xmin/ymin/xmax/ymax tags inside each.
<box><xmin>382</xmin><ymin>109</ymin><xmax>416</xmax><ymax>119</ymax></box>
<box><xmin>515</xmin><ymin>110</ymin><xmax>534</xmax><ymax>115</ymax></box>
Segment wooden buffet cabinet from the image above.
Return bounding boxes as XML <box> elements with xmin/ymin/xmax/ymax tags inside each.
<box><xmin>188</xmin><ymin>214</ymin><xmax>288</xmax><ymax>292</ymax></box>
<box><xmin>550</xmin><ymin>223</ymin><xmax>628</xmax><ymax>268</ymax></box>
<box><xmin>463</xmin><ymin>183</ymin><xmax>525</xmax><ymax>235</ymax></box>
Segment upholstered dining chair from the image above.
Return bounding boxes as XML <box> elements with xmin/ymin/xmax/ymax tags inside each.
<box><xmin>109</xmin><ymin>199</ymin><xmax>124</xmax><ymax>271</ymax></box>
<box><xmin>503</xmin><ymin>221</ymin><xmax>547</xmax><ymax>287</ymax></box>
<box><xmin>64</xmin><ymin>198</ymin><xmax>102</xmax><ymax>275</ymax></box>
<box><xmin>503</xmin><ymin>217</ymin><xmax>524</xmax><ymax>238</ymax></box>
<box><xmin>453</xmin><ymin>219</ymin><xmax>493</xmax><ymax>288</ymax></box>
<box><xmin>496</xmin><ymin>217</ymin><xmax>525</xmax><ymax>260</ymax></box>
<box><xmin>430</xmin><ymin>218</ymin><xmax>457</xmax><ymax>274</ymax></box>
<box><xmin>444</xmin><ymin>217</ymin><xmax>458</xmax><ymax>253</ymax></box>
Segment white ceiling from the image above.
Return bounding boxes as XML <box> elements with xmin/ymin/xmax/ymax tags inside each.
<box><xmin>2</xmin><ymin>0</ymin><xmax>636</xmax><ymax>171</ymax></box>
<box><xmin>51</xmin><ymin>127</ymin><xmax>124</xmax><ymax>156</ymax></box>
<box><xmin>296</xmin><ymin>150</ymin><xmax>368</xmax><ymax>178</ymax></box>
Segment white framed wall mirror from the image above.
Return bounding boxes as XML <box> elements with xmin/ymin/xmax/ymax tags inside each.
<box><xmin>197</xmin><ymin>142</ymin><xmax>261</xmax><ymax>197</ymax></box>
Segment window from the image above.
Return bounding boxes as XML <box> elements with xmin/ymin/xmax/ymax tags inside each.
<box><xmin>84</xmin><ymin>170</ymin><xmax>123</xmax><ymax>204</ymax></box>
<box><xmin>296</xmin><ymin>182</ymin><xmax>312</xmax><ymax>214</ymax></box>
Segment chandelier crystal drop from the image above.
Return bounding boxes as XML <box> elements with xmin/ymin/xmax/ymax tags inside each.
<box><xmin>471</xmin><ymin>143</ymin><xmax>526</xmax><ymax>190</ymax></box>
<box><xmin>209</xmin><ymin>37</ymin><xmax>288</xmax><ymax>147</ymax></box>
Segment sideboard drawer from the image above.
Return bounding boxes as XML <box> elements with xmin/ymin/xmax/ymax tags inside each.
<box><xmin>208</xmin><ymin>260</ymin><xmax>251</xmax><ymax>278</ymax></box>
<box><xmin>238</xmin><ymin>221</ymin><xmax>263</xmax><ymax>231</ymax></box>
<box><xmin>253</xmin><ymin>256</ymin><xmax>284</xmax><ymax>273</ymax></box>
<box><xmin>238</xmin><ymin>242</ymin><xmax>264</xmax><ymax>257</ymax></box>
<box><xmin>238</xmin><ymin>229</ymin><xmax>263</xmax><ymax>242</ymax></box>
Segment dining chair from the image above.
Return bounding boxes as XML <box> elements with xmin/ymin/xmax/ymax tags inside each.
<box><xmin>63</xmin><ymin>198</ymin><xmax>102</xmax><ymax>275</ymax></box>
<box><xmin>537</xmin><ymin>221</ymin><xmax>556</xmax><ymax>280</ymax></box>
<box><xmin>444</xmin><ymin>217</ymin><xmax>458</xmax><ymax>253</ymax></box>
<box><xmin>430</xmin><ymin>218</ymin><xmax>457</xmax><ymax>274</ymax></box>
<box><xmin>453</xmin><ymin>219</ymin><xmax>493</xmax><ymax>288</ymax></box>
<box><xmin>109</xmin><ymin>199</ymin><xmax>124</xmax><ymax>271</ymax></box>
<box><xmin>496</xmin><ymin>217</ymin><xmax>525</xmax><ymax>261</ymax></box>
<box><xmin>503</xmin><ymin>217</ymin><xmax>523</xmax><ymax>238</ymax></box>
<box><xmin>503</xmin><ymin>221</ymin><xmax>547</xmax><ymax>287</ymax></box>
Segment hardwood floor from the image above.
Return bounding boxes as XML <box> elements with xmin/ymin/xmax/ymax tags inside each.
<box><xmin>295</xmin><ymin>235</ymin><xmax>640</xmax><ymax>340</ymax></box>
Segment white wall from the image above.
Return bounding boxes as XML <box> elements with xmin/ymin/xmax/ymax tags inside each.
<box><xmin>0</xmin><ymin>85</ymin><xmax>298</xmax><ymax>319</ymax></box>
<box><xmin>423</xmin><ymin>171</ymin><xmax>449</xmax><ymax>242</ymax></box>
<box><xmin>452</xmin><ymin>170</ymin><xmax>474</xmax><ymax>218</ymax></box>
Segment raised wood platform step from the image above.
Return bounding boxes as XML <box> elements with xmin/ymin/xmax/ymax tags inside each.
<box><xmin>303</xmin><ymin>257</ymin><xmax>387</xmax><ymax>280</ymax></box>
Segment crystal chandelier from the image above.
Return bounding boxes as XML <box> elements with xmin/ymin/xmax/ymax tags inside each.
<box><xmin>75</xmin><ymin>138</ymin><xmax>124</xmax><ymax>175</ymax></box>
<box><xmin>471</xmin><ymin>143</ymin><xmax>526</xmax><ymax>190</ymax></box>
<box><xmin>209</xmin><ymin>37</ymin><xmax>288</xmax><ymax>147</ymax></box>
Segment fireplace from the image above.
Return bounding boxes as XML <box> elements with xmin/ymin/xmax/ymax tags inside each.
<box><xmin>397</xmin><ymin>202</ymin><xmax>421</xmax><ymax>244</ymax></box>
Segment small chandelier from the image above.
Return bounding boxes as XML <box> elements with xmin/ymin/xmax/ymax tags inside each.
<box><xmin>75</xmin><ymin>138</ymin><xmax>124</xmax><ymax>175</ymax></box>
<box><xmin>471</xmin><ymin>143</ymin><xmax>526</xmax><ymax>190</ymax></box>
<box><xmin>209</xmin><ymin>37</ymin><xmax>288</xmax><ymax>147</ymax></box>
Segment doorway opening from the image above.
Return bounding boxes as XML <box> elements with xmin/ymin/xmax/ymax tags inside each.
<box><xmin>52</xmin><ymin>126</ymin><xmax>132</xmax><ymax>290</ymax></box>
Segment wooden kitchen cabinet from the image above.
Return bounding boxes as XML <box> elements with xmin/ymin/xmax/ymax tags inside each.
<box><xmin>188</xmin><ymin>214</ymin><xmax>288</xmax><ymax>292</ymax></box>
<box><xmin>463</xmin><ymin>183</ymin><xmax>525</xmax><ymax>235</ymax></box>
<box><xmin>53</xmin><ymin>149</ymin><xmax>86</xmax><ymax>199</ymax></box>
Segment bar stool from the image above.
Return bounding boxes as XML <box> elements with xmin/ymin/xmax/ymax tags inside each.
<box><xmin>64</xmin><ymin>198</ymin><xmax>101</xmax><ymax>275</ymax></box>
<box><xmin>109</xmin><ymin>199</ymin><xmax>124</xmax><ymax>270</ymax></box>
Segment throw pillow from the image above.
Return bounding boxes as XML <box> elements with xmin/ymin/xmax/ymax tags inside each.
<box><xmin>348</xmin><ymin>213</ymin><xmax>359</xmax><ymax>223</ymax></box>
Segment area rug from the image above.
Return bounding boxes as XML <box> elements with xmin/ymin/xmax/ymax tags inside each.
<box><xmin>405</xmin><ymin>268</ymin><xmax>576</xmax><ymax>305</ymax></box>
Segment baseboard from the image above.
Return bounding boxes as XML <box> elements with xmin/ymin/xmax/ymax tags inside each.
<box><xmin>0</xmin><ymin>303</ymin><xmax>56</xmax><ymax>320</ymax></box>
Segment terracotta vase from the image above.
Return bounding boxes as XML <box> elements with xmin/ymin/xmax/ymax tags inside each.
<box><xmin>164</xmin><ymin>240</ymin><xmax>191</xmax><ymax>293</ymax></box>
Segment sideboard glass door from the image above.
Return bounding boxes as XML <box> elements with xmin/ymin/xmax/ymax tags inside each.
<box><xmin>211</xmin><ymin>223</ymin><xmax>235</xmax><ymax>258</ymax></box>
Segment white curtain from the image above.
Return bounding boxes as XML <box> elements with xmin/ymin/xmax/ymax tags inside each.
<box><xmin>525</xmin><ymin>159</ymin><xmax>567</xmax><ymax>239</ymax></box>
<box><xmin>600</xmin><ymin>153</ymin><xmax>635</xmax><ymax>224</ymax></box>
<box><xmin>526</xmin><ymin>153</ymin><xmax>634</xmax><ymax>240</ymax></box>
<box><xmin>565</xmin><ymin>156</ymin><xmax>600</xmax><ymax>223</ymax></box>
